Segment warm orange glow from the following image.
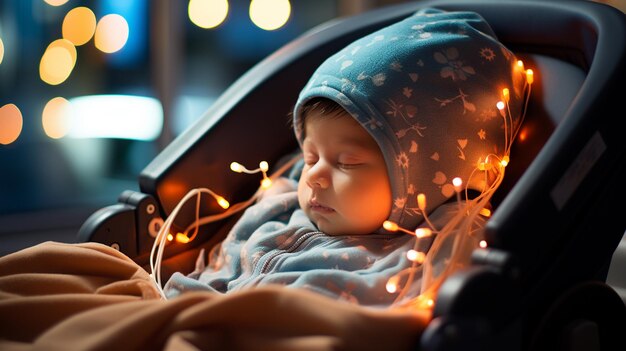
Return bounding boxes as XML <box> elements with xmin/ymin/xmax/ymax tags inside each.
<box><xmin>502</xmin><ymin>88</ymin><xmax>509</xmax><ymax>102</ymax></box>
<box><xmin>48</xmin><ymin>38</ymin><xmax>77</xmax><ymax>64</ymax></box>
<box><xmin>496</xmin><ymin>101</ymin><xmax>505</xmax><ymax>110</ymax></box>
<box><xmin>477</xmin><ymin>159</ymin><xmax>493</xmax><ymax>171</ymax></box>
<box><xmin>526</xmin><ymin>69</ymin><xmax>534</xmax><ymax>84</ymax></box>
<box><xmin>500</xmin><ymin>155</ymin><xmax>510</xmax><ymax>167</ymax></box>
<box><xmin>518</xmin><ymin>128</ymin><xmax>528</xmax><ymax>142</ymax></box>
<box><xmin>42</xmin><ymin>97</ymin><xmax>71</xmax><ymax>139</ymax></box>
<box><xmin>415</xmin><ymin>228</ymin><xmax>432</xmax><ymax>238</ymax></box>
<box><xmin>161</xmin><ymin>181</ymin><xmax>188</xmax><ymax>206</ymax></box>
<box><xmin>63</xmin><ymin>7</ymin><xmax>97</xmax><ymax>46</ymax></box>
<box><xmin>383</xmin><ymin>220</ymin><xmax>398</xmax><ymax>232</ymax></box>
<box><xmin>479</xmin><ymin>208</ymin><xmax>492</xmax><ymax>217</ymax></box>
<box><xmin>95</xmin><ymin>14</ymin><xmax>129</xmax><ymax>53</ymax></box>
<box><xmin>452</xmin><ymin>177</ymin><xmax>463</xmax><ymax>192</ymax></box>
<box><xmin>0</xmin><ymin>103</ymin><xmax>23</xmax><ymax>145</ymax></box>
<box><xmin>167</xmin><ymin>233</ymin><xmax>174</xmax><ymax>241</ymax></box>
<box><xmin>516</xmin><ymin>60</ymin><xmax>524</xmax><ymax>71</ymax></box>
<box><xmin>417</xmin><ymin>193</ymin><xmax>426</xmax><ymax>211</ymax></box>
<box><xmin>386</xmin><ymin>276</ymin><xmax>399</xmax><ymax>293</ymax></box>
<box><xmin>175</xmin><ymin>233</ymin><xmax>190</xmax><ymax>243</ymax></box>
<box><xmin>261</xmin><ymin>177</ymin><xmax>272</xmax><ymax>189</ymax></box>
<box><xmin>39</xmin><ymin>39</ymin><xmax>77</xmax><ymax>85</ymax></box>
<box><xmin>407</xmin><ymin>249</ymin><xmax>426</xmax><ymax>263</ymax></box>
<box><xmin>217</xmin><ymin>196</ymin><xmax>230</xmax><ymax>209</ymax></box>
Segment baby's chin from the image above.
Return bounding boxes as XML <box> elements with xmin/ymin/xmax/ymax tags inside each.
<box><xmin>313</xmin><ymin>218</ymin><xmax>377</xmax><ymax>236</ymax></box>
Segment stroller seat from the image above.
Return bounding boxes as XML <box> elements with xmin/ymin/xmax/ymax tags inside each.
<box><xmin>78</xmin><ymin>0</ymin><xmax>626</xmax><ymax>349</ymax></box>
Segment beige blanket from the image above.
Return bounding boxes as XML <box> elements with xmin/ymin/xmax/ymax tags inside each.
<box><xmin>0</xmin><ymin>241</ymin><xmax>429</xmax><ymax>350</ymax></box>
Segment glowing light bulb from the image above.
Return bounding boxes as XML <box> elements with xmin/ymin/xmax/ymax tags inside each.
<box><xmin>386</xmin><ymin>276</ymin><xmax>399</xmax><ymax>293</ymax></box>
<box><xmin>479</xmin><ymin>240</ymin><xmax>488</xmax><ymax>248</ymax></box>
<box><xmin>414</xmin><ymin>228</ymin><xmax>432</xmax><ymax>238</ymax></box>
<box><xmin>479</xmin><ymin>161</ymin><xmax>493</xmax><ymax>171</ymax></box>
<box><xmin>407</xmin><ymin>250</ymin><xmax>426</xmax><ymax>263</ymax></box>
<box><xmin>167</xmin><ymin>233</ymin><xmax>174</xmax><ymax>241</ymax></box>
<box><xmin>502</xmin><ymin>88</ymin><xmax>510</xmax><ymax>102</ymax></box>
<box><xmin>452</xmin><ymin>177</ymin><xmax>463</xmax><ymax>192</ymax></box>
<box><xmin>500</xmin><ymin>155</ymin><xmax>510</xmax><ymax>167</ymax></box>
<box><xmin>175</xmin><ymin>233</ymin><xmax>190</xmax><ymax>243</ymax></box>
<box><xmin>216</xmin><ymin>196</ymin><xmax>230</xmax><ymax>209</ymax></box>
<box><xmin>383</xmin><ymin>220</ymin><xmax>399</xmax><ymax>232</ymax></box>
<box><xmin>496</xmin><ymin>101</ymin><xmax>505</xmax><ymax>110</ymax></box>
<box><xmin>260</xmin><ymin>177</ymin><xmax>272</xmax><ymax>189</ymax></box>
<box><xmin>417</xmin><ymin>193</ymin><xmax>426</xmax><ymax>211</ymax></box>
<box><xmin>259</xmin><ymin>161</ymin><xmax>269</xmax><ymax>172</ymax></box>
<box><xmin>479</xmin><ymin>208</ymin><xmax>492</xmax><ymax>217</ymax></box>
<box><xmin>526</xmin><ymin>69</ymin><xmax>534</xmax><ymax>84</ymax></box>
<box><xmin>517</xmin><ymin>60</ymin><xmax>524</xmax><ymax>71</ymax></box>
<box><xmin>230</xmin><ymin>162</ymin><xmax>243</xmax><ymax>173</ymax></box>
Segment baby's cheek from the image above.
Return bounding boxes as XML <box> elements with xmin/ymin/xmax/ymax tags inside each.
<box><xmin>297</xmin><ymin>178</ymin><xmax>309</xmax><ymax>208</ymax></box>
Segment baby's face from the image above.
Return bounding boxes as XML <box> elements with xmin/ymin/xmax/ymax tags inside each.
<box><xmin>297</xmin><ymin>112</ymin><xmax>392</xmax><ymax>235</ymax></box>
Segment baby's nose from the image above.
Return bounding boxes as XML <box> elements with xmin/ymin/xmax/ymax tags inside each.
<box><xmin>308</xmin><ymin>176</ymin><xmax>329</xmax><ymax>189</ymax></box>
<box><xmin>306</xmin><ymin>163</ymin><xmax>330</xmax><ymax>189</ymax></box>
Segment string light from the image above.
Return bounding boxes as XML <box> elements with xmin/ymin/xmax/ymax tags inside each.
<box><xmin>526</xmin><ymin>69</ymin><xmax>534</xmax><ymax>84</ymax></box>
<box><xmin>407</xmin><ymin>250</ymin><xmax>426</xmax><ymax>263</ymax></box>
<box><xmin>150</xmin><ymin>60</ymin><xmax>535</xmax><ymax>310</ymax></box>
<box><xmin>417</xmin><ymin>193</ymin><xmax>426</xmax><ymax>211</ymax></box>
<box><xmin>231</xmin><ymin>160</ymin><xmax>273</xmax><ymax>189</ymax></box>
<box><xmin>175</xmin><ymin>233</ymin><xmax>190</xmax><ymax>243</ymax></box>
<box><xmin>386</xmin><ymin>276</ymin><xmax>400</xmax><ymax>293</ymax></box>
<box><xmin>216</xmin><ymin>196</ymin><xmax>230</xmax><ymax>209</ymax></box>
<box><xmin>496</xmin><ymin>101</ymin><xmax>506</xmax><ymax>111</ymax></box>
<box><xmin>479</xmin><ymin>207</ymin><xmax>491</xmax><ymax>217</ymax></box>
<box><xmin>500</xmin><ymin>156</ymin><xmax>510</xmax><ymax>167</ymax></box>
<box><xmin>382</xmin><ymin>59</ymin><xmax>535</xmax><ymax>312</ymax></box>
<box><xmin>149</xmin><ymin>155</ymin><xmax>301</xmax><ymax>299</ymax></box>
<box><xmin>384</xmin><ymin>220</ymin><xmax>432</xmax><ymax>238</ymax></box>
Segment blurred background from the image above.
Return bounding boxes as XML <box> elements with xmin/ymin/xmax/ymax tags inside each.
<box><xmin>1</xmin><ymin>0</ymin><xmax>625</xmax><ymax>256</ymax></box>
<box><xmin>0</xmin><ymin>0</ymin><xmax>415</xmax><ymax>255</ymax></box>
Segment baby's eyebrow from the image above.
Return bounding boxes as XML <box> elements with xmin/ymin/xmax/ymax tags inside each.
<box><xmin>336</xmin><ymin>137</ymin><xmax>380</xmax><ymax>153</ymax></box>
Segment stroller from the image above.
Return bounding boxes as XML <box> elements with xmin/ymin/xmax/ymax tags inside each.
<box><xmin>78</xmin><ymin>0</ymin><xmax>626</xmax><ymax>349</ymax></box>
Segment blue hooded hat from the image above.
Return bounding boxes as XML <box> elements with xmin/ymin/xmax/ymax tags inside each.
<box><xmin>293</xmin><ymin>8</ymin><xmax>527</xmax><ymax>232</ymax></box>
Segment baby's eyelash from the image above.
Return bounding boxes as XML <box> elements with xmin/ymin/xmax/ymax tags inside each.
<box><xmin>337</xmin><ymin>162</ymin><xmax>362</xmax><ymax>169</ymax></box>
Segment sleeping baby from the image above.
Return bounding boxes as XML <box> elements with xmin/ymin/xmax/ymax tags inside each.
<box><xmin>163</xmin><ymin>7</ymin><xmax>530</xmax><ymax>309</ymax></box>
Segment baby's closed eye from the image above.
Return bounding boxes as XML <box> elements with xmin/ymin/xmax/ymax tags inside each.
<box><xmin>337</xmin><ymin>162</ymin><xmax>363</xmax><ymax>169</ymax></box>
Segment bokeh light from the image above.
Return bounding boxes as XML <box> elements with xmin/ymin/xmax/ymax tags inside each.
<box><xmin>95</xmin><ymin>14</ymin><xmax>129</xmax><ymax>53</ymax></box>
<box><xmin>0</xmin><ymin>104</ymin><xmax>23</xmax><ymax>145</ymax></box>
<box><xmin>188</xmin><ymin>0</ymin><xmax>229</xmax><ymax>29</ymax></box>
<box><xmin>249</xmin><ymin>0</ymin><xmax>291</xmax><ymax>31</ymax></box>
<box><xmin>0</xmin><ymin>38</ymin><xmax>4</xmax><ymax>65</ymax></box>
<box><xmin>44</xmin><ymin>0</ymin><xmax>69</xmax><ymax>6</ymax></box>
<box><xmin>62</xmin><ymin>7</ymin><xmax>97</xmax><ymax>46</ymax></box>
<box><xmin>39</xmin><ymin>39</ymin><xmax>77</xmax><ymax>85</ymax></box>
<box><xmin>42</xmin><ymin>97</ymin><xmax>71</xmax><ymax>139</ymax></box>
<box><xmin>66</xmin><ymin>95</ymin><xmax>163</xmax><ymax>140</ymax></box>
